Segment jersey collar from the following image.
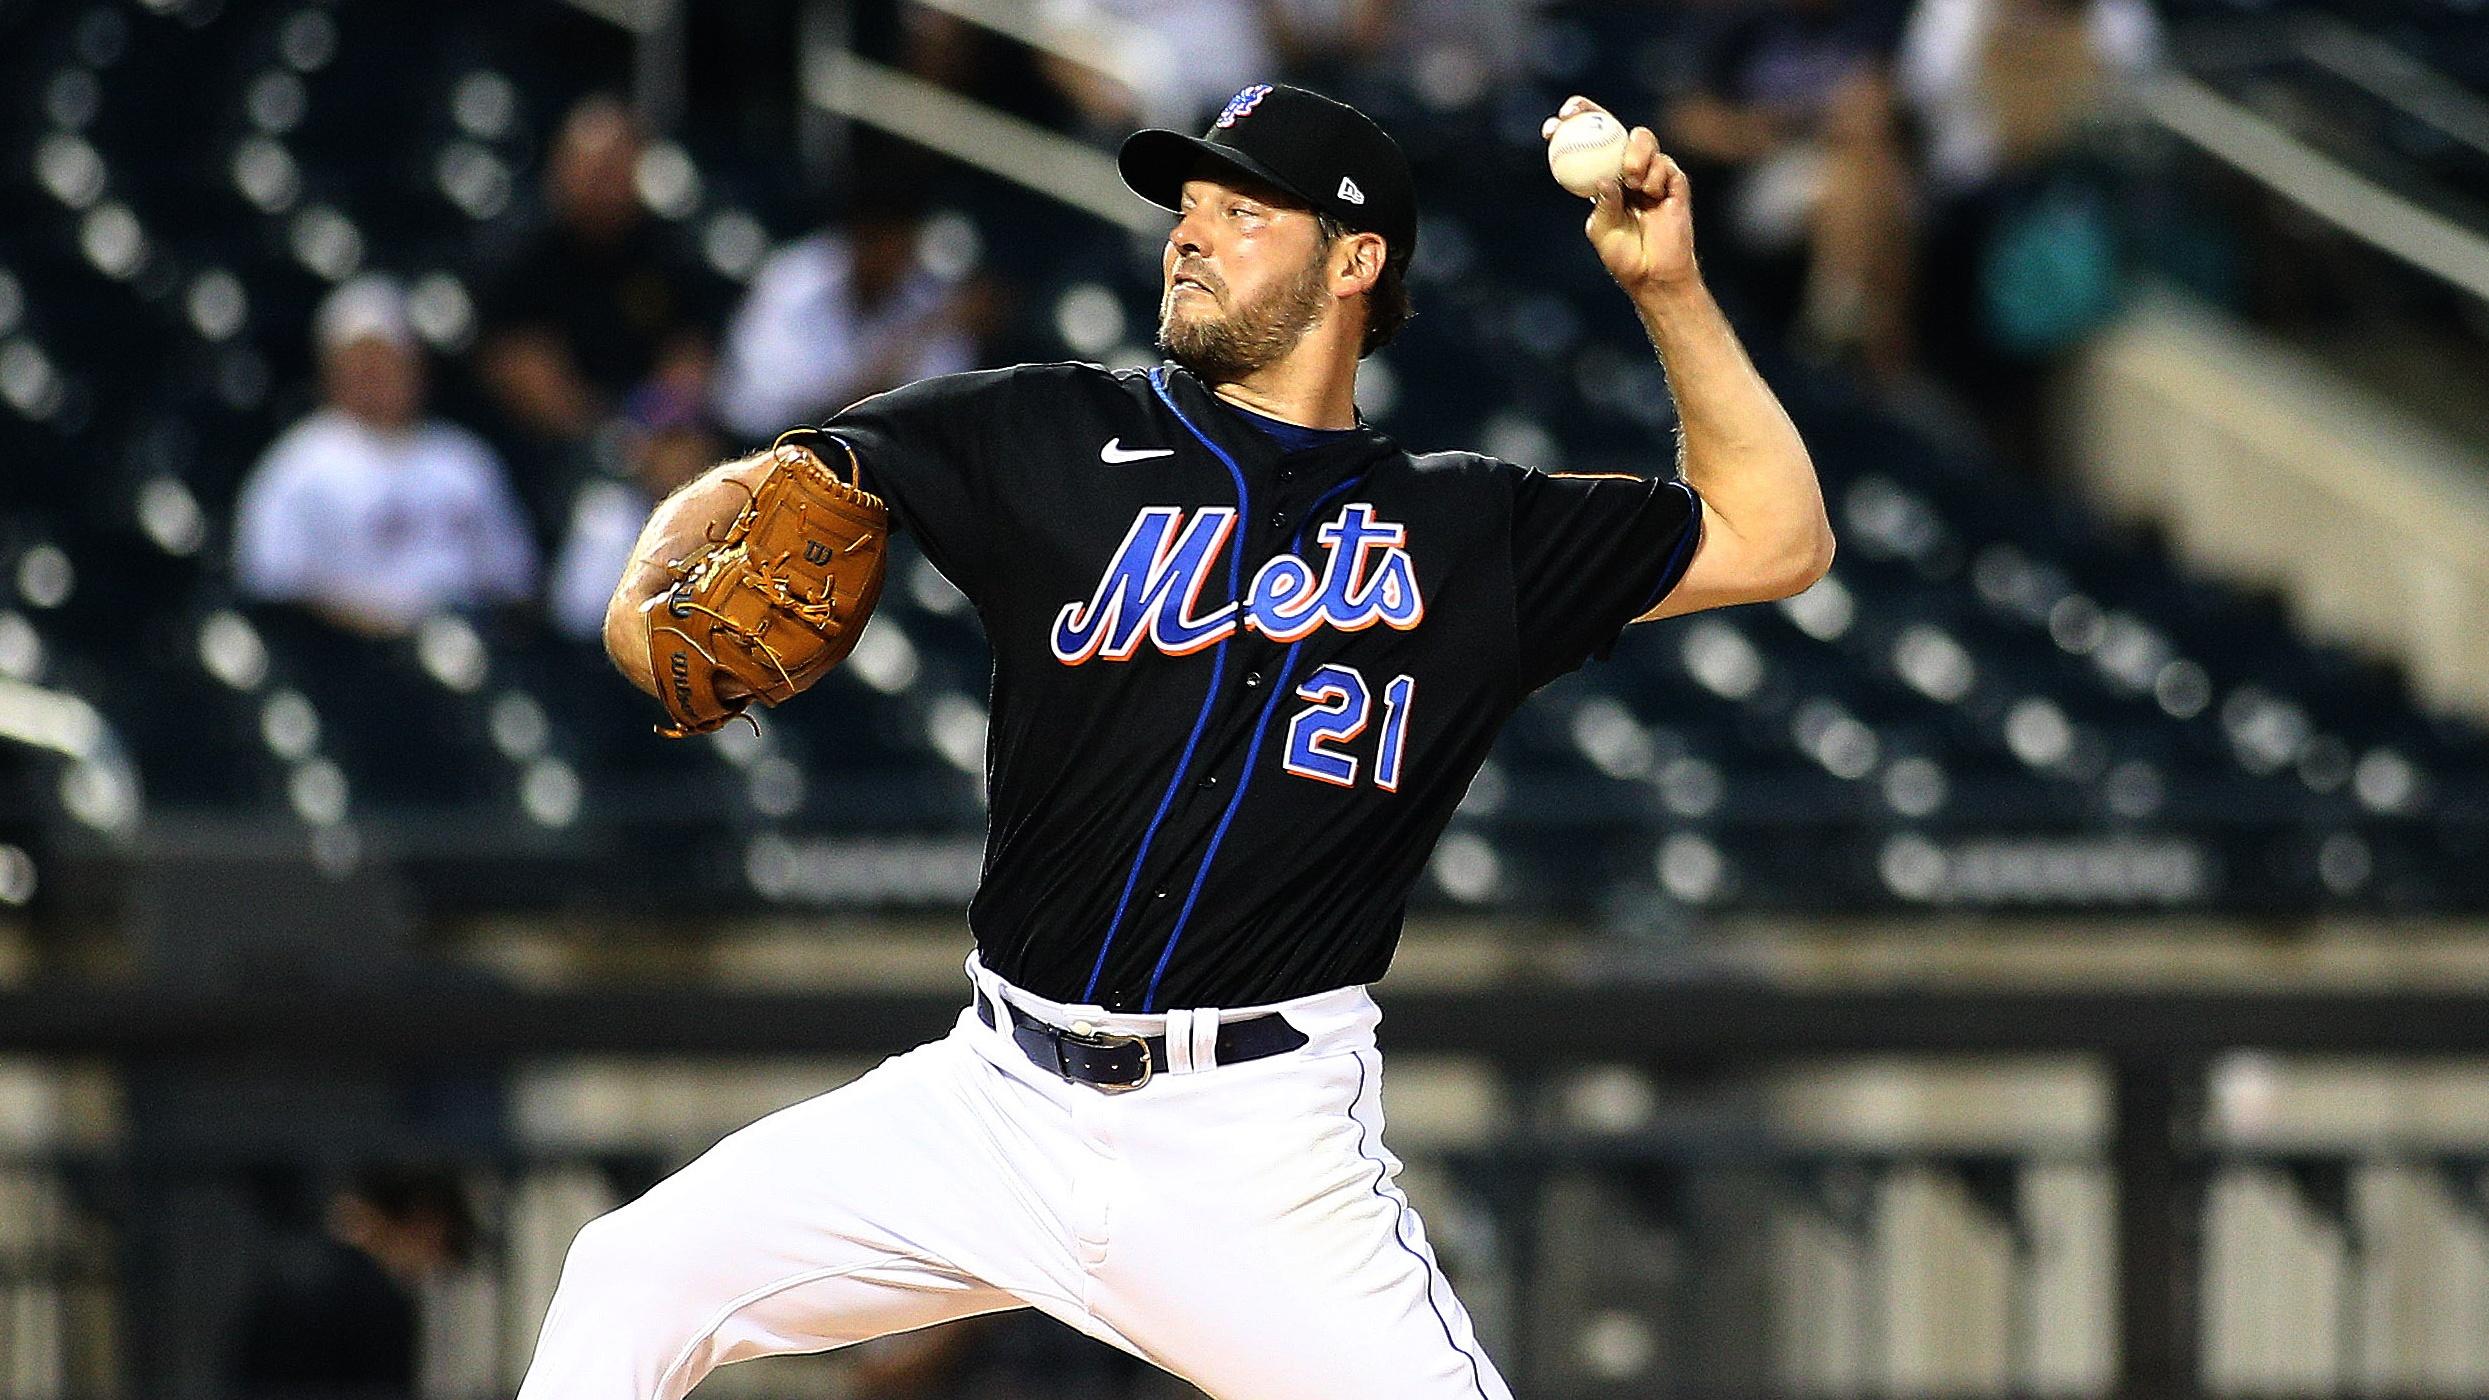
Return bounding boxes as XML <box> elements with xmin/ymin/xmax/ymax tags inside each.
<box><xmin>1157</xmin><ymin>364</ymin><xmax>1399</xmax><ymax>483</ymax></box>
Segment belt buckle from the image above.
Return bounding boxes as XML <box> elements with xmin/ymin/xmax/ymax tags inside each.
<box><xmin>1062</xmin><ymin>1020</ymin><xmax>1153</xmax><ymax>1095</ymax></box>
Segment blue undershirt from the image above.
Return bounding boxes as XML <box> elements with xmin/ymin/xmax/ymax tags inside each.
<box><xmin>1226</xmin><ymin>401</ymin><xmax>1359</xmax><ymax>454</ymax></box>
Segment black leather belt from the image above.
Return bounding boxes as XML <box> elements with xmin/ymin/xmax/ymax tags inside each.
<box><xmin>977</xmin><ymin>994</ymin><xmax>1308</xmax><ymax>1093</ymax></box>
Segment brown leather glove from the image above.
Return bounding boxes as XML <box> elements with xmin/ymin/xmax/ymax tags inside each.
<box><xmin>644</xmin><ymin>432</ymin><xmax>888</xmax><ymax>738</ymax></box>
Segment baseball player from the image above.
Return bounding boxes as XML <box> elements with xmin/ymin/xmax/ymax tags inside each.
<box><xmin>533</xmin><ymin>86</ymin><xmax>1831</xmax><ymax>1399</ymax></box>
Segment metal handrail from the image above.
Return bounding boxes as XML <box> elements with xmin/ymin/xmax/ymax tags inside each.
<box><xmin>800</xmin><ymin>48</ymin><xmax>1163</xmax><ymax>235</ymax></box>
<box><xmin>2293</xmin><ymin>15</ymin><xmax>2489</xmax><ymax>162</ymax></box>
<box><xmin>2142</xmin><ymin>71</ymin><xmax>2489</xmax><ymax>304</ymax></box>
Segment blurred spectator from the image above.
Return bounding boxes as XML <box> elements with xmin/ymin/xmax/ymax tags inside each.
<box><xmin>1665</xmin><ymin>0</ymin><xmax>1916</xmax><ymax>380</ymax></box>
<box><xmin>1260</xmin><ymin>0</ymin><xmax>1395</xmax><ymax>88</ymax></box>
<box><xmin>548</xmin><ymin>386</ymin><xmax>715</xmax><ymax>640</ymax></box>
<box><xmin>229</xmin><ymin>1166</ymin><xmax>475</xmax><ymax>1400</ymax></box>
<box><xmin>911</xmin><ymin>0</ymin><xmax>1459</xmax><ymax>136</ymax></box>
<box><xmin>1035</xmin><ymin>0</ymin><xmax>1278</xmax><ymax>130</ymax></box>
<box><xmin>711</xmin><ymin>196</ymin><xmax>993</xmax><ymax>443</ymax></box>
<box><xmin>233</xmin><ymin>277</ymin><xmax>538</xmax><ymax>638</ymax></box>
<box><xmin>899</xmin><ymin>6</ymin><xmax>1084</xmax><ymax>132</ymax></box>
<box><xmin>903</xmin><ymin>0</ymin><xmax>1494</xmax><ymax>134</ymax></box>
<box><xmin>473</xmin><ymin>96</ymin><xmax>732</xmax><ymax>520</ymax></box>
<box><xmin>1899</xmin><ymin>0</ymin><xmax>2158</xmax><ymax>197</ymax></box>
<box><xmin>1899</xmin><ymin>0</ymin><xmax>2161</xmax><ymax>466</ymax></box>
<box><xmin>1283</xmin><ymin>0</ymin><xmax>1543</xmax><ymax>92</ymax></box>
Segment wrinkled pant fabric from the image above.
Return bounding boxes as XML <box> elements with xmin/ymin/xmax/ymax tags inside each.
<box><xmin>516</xmin><ymin>960</ymin><xmax>1512</xmax><ymax>1400</ymax></box>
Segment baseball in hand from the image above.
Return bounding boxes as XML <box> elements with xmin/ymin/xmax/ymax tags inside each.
<box><xmin>1546</xmin><ymin>109</ymin><xmax>1627</xmax><ymax>198</ymax></box>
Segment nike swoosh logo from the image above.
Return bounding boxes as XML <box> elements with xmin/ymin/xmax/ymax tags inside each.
<box><xmin>1100</xmin><ymin>438</ymin><xmax>1175</xmax><ymax>463</ymax></box>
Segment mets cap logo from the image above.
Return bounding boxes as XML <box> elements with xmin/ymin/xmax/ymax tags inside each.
<box><xmin>1215</xmin><ymin>84</ymin><xmax>1274</xmax><ymax>128</ymax></box>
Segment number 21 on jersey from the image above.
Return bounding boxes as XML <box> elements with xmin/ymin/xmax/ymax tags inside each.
<box><xmin>1282</xmin><ymin>664</ymin><xmax>1414</xmax><ymax>792</ymax></box>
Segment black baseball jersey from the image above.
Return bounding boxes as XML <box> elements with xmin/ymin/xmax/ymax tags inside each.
<box><xmin>821</xmin><ymin>361</ymin><xmax>1701</xmax><ymax>1012</ymax></box>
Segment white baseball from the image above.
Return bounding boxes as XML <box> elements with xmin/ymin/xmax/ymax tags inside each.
<box><xmin>1546</xmin><ymin>109</ymin><xmax>1627</xmax><ymax>199</ymax></box>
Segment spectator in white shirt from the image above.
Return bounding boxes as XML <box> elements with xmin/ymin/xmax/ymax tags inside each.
<box><xmin>547</xmin><ymin>385</ymin><xmax>713</xmax><ymax>641</ymax></box>
<box><xmin>234</xmin><ymin>277</ymin><xmax>539</xmax><ymax>637</ymax></box>
<box><xmin>1899</xmin><ymin>0</ymin><xmax>2161</xmax><ymax>196</ymax></box>
<box><xmin>710</xmin><ymin>200</ymin><xmax>988</xmax><ymax>444</ymax></box>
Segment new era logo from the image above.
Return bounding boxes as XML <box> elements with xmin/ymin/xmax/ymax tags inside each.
<box><xmin>1336</xmin><ymin>176</ymin><xmax>1365</xmax><ymax>206</ymax></box>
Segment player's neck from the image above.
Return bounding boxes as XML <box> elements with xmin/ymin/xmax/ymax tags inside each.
<box><xmin>1206</xmin><ymin>337</ymin><xmax>1360</xmax><ymax>430</ymax></box>
<box><xmin>1204</xmin><ymin>313</ymin><xmax>1363</xmax><ymax>428</ymax></box>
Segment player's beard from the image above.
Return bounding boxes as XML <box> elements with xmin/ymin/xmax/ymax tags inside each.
<box><xmin>1158</xmin><ymin>248</ymin><xmax>1332</xmax><ymax>382</ymax></box>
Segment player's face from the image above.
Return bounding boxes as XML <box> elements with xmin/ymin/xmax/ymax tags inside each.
<box><xmin>1158</xmin><ymin>175</ymin><xmax>1334</xmax><ymax>381</ymax></box>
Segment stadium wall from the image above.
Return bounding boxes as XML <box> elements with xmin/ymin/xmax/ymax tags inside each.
<box><xmin>2069</xmin><ymin>294</ymin><xmax>2489</xmax><ymax>723</ymax></box>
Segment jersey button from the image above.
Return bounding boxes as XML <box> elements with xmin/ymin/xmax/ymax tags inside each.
<box><xmin>1268</xmin><ymin>510</ymin><xmax>1288</xmax><ymax>530</ymax></box>
<box><xmin>1198</xmin><ymin>773</ymin><xmax>1219</xmax><ymax>790</ymax></box>
<box><xmin>1153</xmin><ymin>887</ymin><xmax>1169</xmax><ymax>899</ymax></box>
<box><xmin>1244</xmin><ymin>670</ymin><xmax>1263</xmax><ymax>688</ymax></box>
<box><xmin>1277</xmin><ymin>466</ymin><xmax>1295</xmax><ymax>482</ymax></box>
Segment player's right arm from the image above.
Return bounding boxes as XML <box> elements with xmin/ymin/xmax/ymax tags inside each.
<box><xmin>1626</xmin><ymin>272</ymin><xmax>1832</xmax><ymax>621</ymax></box>
<box><xmin>1549</xmin><ymin>95</ymin><xmax>1836</xmax><ymax>621</ymax></box>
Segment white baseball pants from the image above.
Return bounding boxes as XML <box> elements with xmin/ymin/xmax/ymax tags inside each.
<box><xmin>515</xmin><ymin>958</ymin><xmax>1514</xmax><ymax>1400</ymax></box>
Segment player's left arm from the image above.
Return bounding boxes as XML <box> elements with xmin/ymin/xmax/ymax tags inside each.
<box><xmin>1547</xmin><ymin>96</ymin><xmax>1836</xmax><ymax>622</ymax></box>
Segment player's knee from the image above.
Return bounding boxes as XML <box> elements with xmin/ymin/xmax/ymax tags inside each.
<box><xmin>557</xmin><ymin>1201</ymin><xmax>689</xmax><ymax>1306</ymax></box>
<box><xmin>530</xmin><ymin>1203</ymin><xmax>725</xmax><ymax>1393</ymax></box>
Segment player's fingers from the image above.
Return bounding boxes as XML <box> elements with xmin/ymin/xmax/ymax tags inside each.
<box><xmin>1540</xmin><ymin>116</ymin><xmax>1559</xmax><ymax>141</ymax></box>
<box><xmin>1651</xmin><ymin>153</ymin><xmax>1689</xmax><ymax>203</ymax></box>
<box><xmin>1558</xmin><ymin>94</ymin><xmax>1611</xmax><ymax>122</ymax></box>
<box><xmin>1622</xmin><ymin>127</ymin><xmax>1662</xmax><ymax>189</ymax></box>
<box><xmin>1589</xmin><ymin>174</ymin><xmax>1631</xmax><ymax>231</ymax></box>
<box><xmin>1622</xmin><ymin>128</ymin><xmax>1662</xmax><ymax>190</ymax></box>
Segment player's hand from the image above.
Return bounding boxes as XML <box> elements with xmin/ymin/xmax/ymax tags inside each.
<box><xmin>603</xmin><ymin>451</ymin><xmax>773</xmax><ymax>699</ymax></box>
<box><xmin>1541</xmin><ymin>96</ymin><xmax>1697</xmax><ymax>296</ymax></box>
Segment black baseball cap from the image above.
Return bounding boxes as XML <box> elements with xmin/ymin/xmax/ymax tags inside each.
<box><xmin>1119</xmin><ymin>84</ymin><xmax>1416</xmax><ymax>262</ymax></box>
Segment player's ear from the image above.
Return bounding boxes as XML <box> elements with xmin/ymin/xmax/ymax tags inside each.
<box><xmin>1333</xmin><ymin>232</ymin><xmax>1385</xmax><ymax>298</ymax></box>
